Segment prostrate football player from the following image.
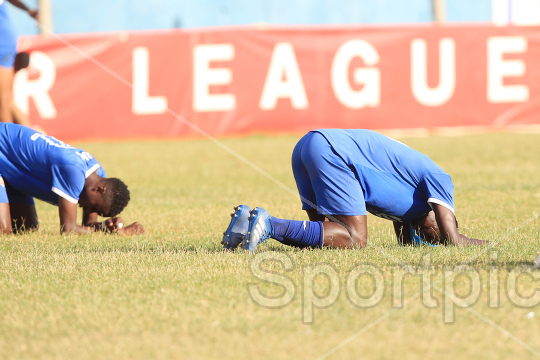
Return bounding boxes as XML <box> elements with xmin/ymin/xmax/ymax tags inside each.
<box><xmin>222</xmin><ymin>129</ymin><xmax>487</xmax><ymax>252</ymax></box>
<box><xmin>0</xmin><ymin>123</ymin><xmax>144</xmax><ymax>235</ymax></box>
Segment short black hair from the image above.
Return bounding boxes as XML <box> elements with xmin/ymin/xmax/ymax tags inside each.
<box><xmin>103</xmin><ymin>178</ymin><xmax>130</xmax><ymax>217</ymax></box>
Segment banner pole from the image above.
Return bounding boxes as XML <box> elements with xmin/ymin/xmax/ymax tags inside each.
<box><xmin>38</xmin><ymin>0</ymin><xmax>54</xmax><ymax>35</ymax></box>
<box><xmin>433</xmin><ymin>0</ymin><xmax>446</xmax><ymax>24</ymax></box>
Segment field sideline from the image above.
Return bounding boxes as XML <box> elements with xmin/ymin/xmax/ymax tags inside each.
<box><xmin>1</xmin><ymin>132</ymin><xmax>540</xmax><ymax>359</ymax></box>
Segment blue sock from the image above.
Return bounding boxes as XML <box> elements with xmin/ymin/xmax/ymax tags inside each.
<box><xmin>269</xmin><ymin>217</ymin><xmax>323</xmax><ymax>249</ymax></box>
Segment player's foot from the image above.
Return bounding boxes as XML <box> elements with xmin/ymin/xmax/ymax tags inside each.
<box><xmin>222</xmin><ymin>205</ymin><xmax>252</xmax><ymax>250</ymax></box>
<box><xmin>242</xmin><ymin>207</ymin><xmax>273</xmax><ymax>252</ymax></box>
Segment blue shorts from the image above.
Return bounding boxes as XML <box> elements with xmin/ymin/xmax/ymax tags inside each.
<box><xmin>292</xmin><ymin>131</ymin><xmax>365</xmax><ymax>215</ymax></box>
<box><xmin>0</xmin><ymin>177</ymin><xmax>35</xmax><ymax>205</ymax></box>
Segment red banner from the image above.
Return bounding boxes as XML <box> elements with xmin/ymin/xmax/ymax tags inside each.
<box><xmin>13</xmin><ymin>25</ymin><xmax>540</xmax><ymax>141</ymax></box>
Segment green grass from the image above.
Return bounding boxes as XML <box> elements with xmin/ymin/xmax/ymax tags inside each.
<box><xmin>1</xmin><ymin>133</ymin><xmax>540</xmax><ymax>359</ymax></box>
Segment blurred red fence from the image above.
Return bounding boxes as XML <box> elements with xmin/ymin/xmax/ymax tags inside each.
<box><xmin>14</xmin><ymin>25</ymin><xmax>540</xmax><ymax>141</ymax></box>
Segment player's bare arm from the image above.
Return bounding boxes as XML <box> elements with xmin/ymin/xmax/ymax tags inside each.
<box><xmin>58</xmin><ymin>197</ymin><xmax>94</xmax><ymax>234</ymax></box>
<box><xmin>6</xmin><ymin>0</ymin><xmax>38</xmax><ymax>19</ymax></box>
<box><xmin>394</xmin><ymin>211</ymin><xmax>487</xmax><ymax>246</ymax></box>
<box><xmin>393</xmin><ymin>221</ymin><xmax>414</xmax><ymax>246</ymax></box>
<box><xmin>430</xmin><ymin>204</ymin><xmax>488</xmax><ymax>246</ymax></box>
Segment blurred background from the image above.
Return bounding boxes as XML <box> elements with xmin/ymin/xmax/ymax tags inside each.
<box><xmin>8</xmin><ymin>0</ymin><xmax>540</xmax><ymax>35</ymax></box>
<box><xmin>5</xmin><ymin>0</ymin><xmax>540</xmax><ymax>141</ymax></box>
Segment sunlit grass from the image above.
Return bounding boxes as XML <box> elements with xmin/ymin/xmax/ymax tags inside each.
<box><xmin>0</xmin><ymin>133</ymin><xmax>539</xmax><ymax>359</ymax></box>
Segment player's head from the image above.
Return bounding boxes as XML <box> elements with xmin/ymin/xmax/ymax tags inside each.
<box><xmin>412</xmin><ymin>211</ymin><xmax>458</xmax><ymax>245</ymax></box>
<box><xmin>101</xmin><ymin>178</ymin><xmax>130</xmax><ymax>217</ymax></box>
<box><xmin>14</xmin><ymin>52</ymin><xmax>30</xmax><ymax>72</ymax></box>
<box><xmin>79</xmin><ymin>177</ymin><xmax>130</xmax><ymax>217</ymax></box>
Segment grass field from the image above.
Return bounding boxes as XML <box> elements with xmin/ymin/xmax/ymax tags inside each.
<box><xmin>1</xmin><ymin>132</ymin><xmax>540</xmax><ymax>360</ymax></box>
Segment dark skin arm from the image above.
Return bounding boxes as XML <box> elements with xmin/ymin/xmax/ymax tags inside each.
<box><xmin>306</xmin><ymin>209</ymin><xmax>367</xmax><ymax>249</ymax></box>
<box><xmin>58</xmin><ymin>197</ymin><xmax>94</xmax><ymax>234</ymax></box>
<box><xmin>430</xmin><ymin>203</ymin><xmax>488</xmax><ymax>246</ymax></box>
<box><xmin>82</xmin><ymin>208</ymin><xmax>99</xmax><ymax>228</ymax></box>
<box><xmin>394</xmin><ymin>205</ymin><xmax>488</xmax><ymax>246</ymax></box>
<box><xmin>6</xmin><ymin>0</ymin><xmax>38</xmax><ymax>19</ymax></box>
<box><xmin>393</xmin><ymin>221</ymin><xmax>414</xmax><ymax>246</ymax></box>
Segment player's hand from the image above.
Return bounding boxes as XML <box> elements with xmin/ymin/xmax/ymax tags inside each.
<box><xmin>104</xmin><ymin>217</ymin><xmax>124</xmax><ymax>232</ymax></box>
<box><xmin>28</xmin><ymin>9</ymin><xmax>39</xmax><ymax>21</ymax></box>
<box><xmin>120</xmin><ymin>222</ymin><xmax>145</xmax><ymax>235</ymax></box>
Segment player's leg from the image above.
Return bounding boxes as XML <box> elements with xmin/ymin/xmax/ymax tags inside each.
<box><xmin>321</xmin><ymin>214</ymin><xmax>367</xmax><ymax>248</ymax></box>
<box><xmin>0</xmin><ymin>177</ymin><xmax>12</xmax><ymax>234</ymax></box>
<box><xmin>0</xmin><ymin>202</ymin><xmax>12</xmax><ymax>234</ymax></box>
<box><xmin>305</xmin><ymin>209</ymin><xmax>325</xmax><ymax>222</ymax></box>
<box><xmin>8</xmin><ymin>203</ymin><xmax>38</xmax><ymax>231</ymax></box>
<box><xmin>243</xmin><ymin>132</ymin><xmax>367</xmax><ymax>251</ymax></box>
<box><xmin>299</xmin><ymin>132</ymin><xmax>367</xmax><ymax>248</ymax></box>
<box><xmin>5</xmin><ymin>181</ymin><xmax>38</xmax><ymax>232</ymax></box>
<box><xmin>307</xmin><ymin>210</ymin><xmax>368</xmax><ymax>248</ymax></box>
<box><xmin>240</xmin><ymin>133</ymin><xmax>324</xmax><ymax>251</ymax></box>
<box><xmin>243</xmin><ymin>210</ymin><xmax>367</xmax><ymax>251</ymax></box>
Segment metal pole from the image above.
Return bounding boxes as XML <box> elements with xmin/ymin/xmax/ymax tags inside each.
<box><xmin>433</xmin><ymin>0</ymin><xmax>446</xmax><ymax>24</ymax></box>
<box><xmin>38</xmin><ymin>0</ymin><xmax>54</xmax><ymax>34</ymax></box>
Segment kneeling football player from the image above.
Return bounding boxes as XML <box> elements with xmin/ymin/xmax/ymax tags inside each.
<box><xmin>0</xmin><ymin>123</ymin><xmax>144</xmax><ymax>235</ymax></box>
<box><xmin>223</xmin><ymin>129</ymin><xmax>487</xmax><ymax>251</ymax></box>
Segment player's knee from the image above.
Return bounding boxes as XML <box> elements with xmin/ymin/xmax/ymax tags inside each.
<box><xmin>348</xmin><ymin>231</ymin><xmax>367</xmax><ymax>249</ymax></box>
<box><xmin>0</xmin><ymin>224</ymin><xmax>12</xmax><ymax>235</ymax></box>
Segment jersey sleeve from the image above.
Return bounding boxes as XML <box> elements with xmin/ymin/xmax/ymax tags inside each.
<box><xmin>421</xmin><ymin>173</ymin><xmax>455</xmax><ymax>213</ymax></box>
<box><xmin>50</xmin><ymin>163</ymin><xmax>86</xmax><ymax>204</ymax></box>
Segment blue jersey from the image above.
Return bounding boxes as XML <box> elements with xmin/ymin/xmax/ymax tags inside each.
<box><xmin>0</xmin><ymin>123</ymin><xmax>106</xmax><ymax>205</ymax></box>
<box><xmin>292</xmin><ymin>129</ymin><xmax>454</xmax><ymax>223</ymax></box>
<box><xmin>0</xmin><ymin>0</ymin><xmax>17</xmax><ymax>68</ymax></box>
